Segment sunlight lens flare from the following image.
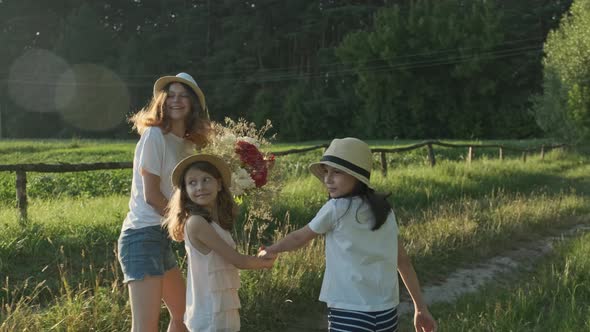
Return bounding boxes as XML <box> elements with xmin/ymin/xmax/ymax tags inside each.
<box><xmin>8</xmin><ymin>49</ymin><xmax>70</xmax><ymax>113</ymax></box>
<box><xmin>55</xmin><ymin>64</ymin><xmax>130</xmax><ymax>131</ymax></box>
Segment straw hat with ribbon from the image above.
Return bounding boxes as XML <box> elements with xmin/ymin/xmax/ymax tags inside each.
<box><xmin>154</xmin><ymin>72</ymin><xmax>209</xmax><ymax>118</ymax></box>
<box><xmin>172</xmin><ymin>154</ymin><xmax>232</xmax><ymax>191</ymax></box>
<box><xmin>309</xmin><ymin>137</ymin><xmax>373</xmax><ymax>188</ymax></box>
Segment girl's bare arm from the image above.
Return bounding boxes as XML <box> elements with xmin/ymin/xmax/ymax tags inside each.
<box><xmin>397</xmin><ymin>243</ymin><xmax>437</xmax><ymax>332</ymax></box>
<box><xmin>141</xmin><ymin>169</ymin><xmax>168</xmax><ymax>216</ymax></box>
<box><xmin>265</xmin><ymin>226</ymin><xmax>318</xmax><ymax>254</ymax></box>
<box><xmin>187</xmin><ymin>216</ymin><xmax>274</xmax><ymax>270</ymax></box>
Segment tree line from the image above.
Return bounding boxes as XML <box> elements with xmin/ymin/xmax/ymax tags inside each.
<box><xmin>0</xmin><ymin>0</ymin><xmax>583</xmax><ymax>141</ymax></box>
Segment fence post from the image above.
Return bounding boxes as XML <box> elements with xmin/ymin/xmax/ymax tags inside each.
<box><xmin>522</xmin><ymin>151</ymin><xmax>527</xmax><ymax>162</ymax></box>
<box><xmin>499</xmin><ymin>147</ymin><xmax>503</xmax><ymax>161</ymax></box>
<box><xmin>16</xmin><ymin>170</ymin><xmax>28</xmax><ymax>224</ymax></box>
<box><xmin>467</xmin><ymin>146</ymin><xmax>473</xmax><ymax>164</ymax></box>
<box><xmin>426</xmin><ymin>144</ymin><xmax>436</xmax><ymax>167</ymax></box>
<box><xmin>540</xmin><ymin>145</ymin><xmax>545</xmax><ymax>160</ymax></box>
<box><xmin>380</xmin><ymin>152</ymin><xmax>388</xmax><ymax>176</ymax></box>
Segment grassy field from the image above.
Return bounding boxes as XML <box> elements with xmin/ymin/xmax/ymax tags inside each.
<box><xmin>0</xmin><ymin>137</ymin><xmax>564</xmax><ymax>204</ymax></box>
<box><xmin>416</xmin><ymin>231</ymin><xmax>590</xmax><ymax>331</ymax></box>
<box><xmin>0</xmin><ymin>139</ymin><xmax>588</xmax><ymax>331</ymax></box>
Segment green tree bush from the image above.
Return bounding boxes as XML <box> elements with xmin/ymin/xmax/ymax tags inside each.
<box><xmin>336</xmin><ymin>0</ymin><xmax>511</xmax><ymax>138</ymax></box>
<box><xmin>533</xmin><ymin>0</ymin><xmax>590</xmax><ymax>142</ymax></box>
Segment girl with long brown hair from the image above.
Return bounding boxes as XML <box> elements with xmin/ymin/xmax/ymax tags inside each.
<box><xmin>118</xmin><ymin>72</ymin><xmax>211</xmax><ymax>332</ymax></box>
<box><xmin>164</xmin><ymin>154</ymin><xmax>275</xmax><ymax>332</ymax></box>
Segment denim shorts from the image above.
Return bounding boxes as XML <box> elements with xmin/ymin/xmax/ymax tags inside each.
<box><xmin>118</xmin><ymin>225</ymin><xmax>178</xmax><ymax>283</ymax></box>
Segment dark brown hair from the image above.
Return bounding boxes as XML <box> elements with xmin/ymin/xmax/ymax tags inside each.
<box><xmin>338</xmin><ymin>181</ymin><xmax>393</xmax><ymax>231</ymax></box>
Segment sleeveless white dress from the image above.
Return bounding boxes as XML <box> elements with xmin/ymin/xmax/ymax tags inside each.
<box><xmin>184</xmin><ymin>221</ymin><xmax>241</xmax><ymax>332</ymax></box>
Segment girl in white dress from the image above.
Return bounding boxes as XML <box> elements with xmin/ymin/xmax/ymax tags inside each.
<box><xmin>164</xmin><ymin>154</ymin><xmax>275</xmax><ymax>332</ymax></box>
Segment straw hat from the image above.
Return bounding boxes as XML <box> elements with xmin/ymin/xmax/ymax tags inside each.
<box><xmin>309</xmin><ymin>137</ymin><xmax>373</xmax><ymax>187</ymax></box>
<box><xmin>172</xmin><ymin>154</ymin><xmax>231</xmax><ymax>191</ymax></box>
<box><xmin>154</xmin><ymin>72</ymin><xmax>209</xmax><ymax>118</ymax></box>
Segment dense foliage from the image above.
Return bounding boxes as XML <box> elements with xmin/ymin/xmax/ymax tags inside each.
<box><xmin>533</xmin><ymin>0</ymin><xmax>590</xmax><ymax>143</ymax></box>
<box><xmin>0</xmin><ymin>0</ymin><xmax>572</xmax><ymax>140</ymax></box>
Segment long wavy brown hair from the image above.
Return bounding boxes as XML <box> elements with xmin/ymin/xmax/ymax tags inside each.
<box><xmin>129</xmin><ymin>82</ymin><xmax>212</xmax><ymax>147</ymax></box>
<box><xmin>163</xmin><ymin>161</ymin><xmax>238</xmax><ymax>242</ymax></box>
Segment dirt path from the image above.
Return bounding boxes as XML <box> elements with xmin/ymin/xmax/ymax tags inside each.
<box><xmin>397</xmin><ymin>222</ymin><xmax>590</xmax><ymax>314</ymax></box>
<box><xmin>284</xmin><ymin>221</ymin><xmax>590</xmax><ymax>331</ymax></box>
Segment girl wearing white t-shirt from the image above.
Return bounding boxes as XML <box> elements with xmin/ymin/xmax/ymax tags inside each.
<box><xmin>118</xmin><ymin>73</ymin><xmax>211</xmax><ymax>332</ymax></box>
<box><xmin>163</xmin><ymin>154</ymin><xmax>275</xmax><ymax>332</ymax></box>
<box><xmin>261</xmin><ymin>137</ymin><xmax>437</xmax><ymax>332</ymax></box>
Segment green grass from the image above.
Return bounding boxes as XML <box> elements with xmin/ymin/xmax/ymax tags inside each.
<box><xmin>2</xmin><ymin>192</ymin><xmax>587</xmax><ymax>330</ymax></box>
<box><xmin>0</xmin><ymin>139</ymin><xmax>588</xmax><ymax>331</ymax></box>
<box><xmin>0</xmin><ymin>137</ymin><xmax>562</xmax><ymax>164</ymax></box>
<box><xmin>273</xmin><ymin>149</ymin><xmax>590</xmax><ymax>223</ymax></box>
<box><xmin>0</xmin><ymin>139</ymin><xmax>135</xmax><ymax>163</ymax></box>
<box><xmin>416</xmin><ymin>231</ymin><xmax>590</xmax><ymax>331</ymax></box>
<box><xmin>0</xmin><ymin>196</ymin><xmax>326</xmax><ymax>331</ymax></box>
<box><xmin>0</xmin><ymin>138</ymin><xmax>570</xmax><ymax>205</ymax></box>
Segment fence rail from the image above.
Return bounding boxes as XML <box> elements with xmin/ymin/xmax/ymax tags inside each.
<box><xmin>0</xmin><ymin>140</ymin><xmax>567</xmax><ymax>223</ymax></box>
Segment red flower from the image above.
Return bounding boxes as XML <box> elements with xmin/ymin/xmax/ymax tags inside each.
<box><xmin>251</xmin><ymin>167</ymin><xmax>268</xmax><ymax>187</ymax></box>
<box><xmin>236</xmin><ymin>141</ymin><xmax>263</xmax><ymax>166</ymax></box>
<box><xmin>235</xmin><ymin>141</ymin><xmax>274</xmax><ymax>188</ymax></box>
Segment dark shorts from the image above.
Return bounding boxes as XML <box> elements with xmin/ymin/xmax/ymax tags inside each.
<box><xmin>117</xmin><ymin>225</ymin><xmax>178</xmax><ymax>283</ymax></box>
<box><xmin>328</xmin><ymin>307</ymin><xmax>398</xmax><ymax>332</ymax></box>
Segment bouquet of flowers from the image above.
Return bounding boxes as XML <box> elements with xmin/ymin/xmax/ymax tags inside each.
<box><xmin>202</xmin><ymin>118</ymin><xmax>276</xmax><ymax>197</ymax></box>
<box><xmin>203</xmin><ymin>118</ymin><xmax>277</xmax><ymax>253</ymax></box>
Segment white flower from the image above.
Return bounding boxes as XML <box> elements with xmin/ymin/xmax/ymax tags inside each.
<box><xmin>220</xmin><ymin>133</ymin><xmax>237</xmax><ymax>147</ymax></box>
<box><xmin>230</xmin><ymin>168</ymin><xmax>255</xmax><ymax>196</ymax></box>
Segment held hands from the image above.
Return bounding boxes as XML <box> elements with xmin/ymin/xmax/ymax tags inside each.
<box><xmin>414</xmin><ymin>309</ymin><xmax>437</xmax><ymax>332</ymax></box>
<box><xmin>257</xmin><ymin>245</ymin><xmax>278</xmax><ymax>259</ymax></box>
<box><xmin>257</xmin><ymin>245</ymin><xmax>277</xmax><ymax>269</ymax></box>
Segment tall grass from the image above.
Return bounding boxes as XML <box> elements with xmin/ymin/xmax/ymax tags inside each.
<box><xmin>426</xmin><ymin>232</ymin><xmax>590</xmax><ymax>331</ymax></box>
<box><xmin>0</xmin><ymin>141</ymin><xmax>588</xmax><ymax>330</ymax></box>
<box><xmin>0</xmin><ymin>196</ymin><xmax>325</xmax><ymax>331</ymax></box>
<box><xmin>2</xmin><ymin>192</ymin><xmax>588</xmax><ymax>330</ymax></box>
<box><xmin>1</xmin><ymin>259</ymin><xmax>130</xmax><ymax>332</ymax></box>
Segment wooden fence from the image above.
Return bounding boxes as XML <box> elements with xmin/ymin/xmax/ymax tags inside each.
<box><xmin>0</xmin><ymin>140</ymin><xmax>567</xmax><ymax>223</ymax></box>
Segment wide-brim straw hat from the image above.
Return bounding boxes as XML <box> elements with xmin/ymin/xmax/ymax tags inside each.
<box><xmin>172</xmin><ymin>154</ymin><xmax>231</xmax><ymax>191</ymax></box>
<box><xmin>309</xmin><ymin>137</ymin><xmax>373</xmax><ymax>188</ymax></box>
<box><xmin>154</xmin><ymin>72</ymin><xmax>209</xmax><ymax>118</ymax></box>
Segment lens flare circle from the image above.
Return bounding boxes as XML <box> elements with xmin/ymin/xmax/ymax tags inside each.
<box><xmin>55</xmin><ymin>64</ymin><xmax>130</xmax><ymax>131</ymax></box>
<box><xmin>8</xmin><ymin>49</ymin><xmax>70</xmax><ymax>113</ymax></box>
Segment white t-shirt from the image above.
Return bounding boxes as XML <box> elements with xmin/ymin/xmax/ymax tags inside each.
<box><xmin>122</xmin><ymin>127</ymin><xmax>194</xmax><ymax>230</ymax></box>
<box><xmin>308</xmin><ymin>197</ymin><xmax>399</xmax><ymax>312</ymax></box>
